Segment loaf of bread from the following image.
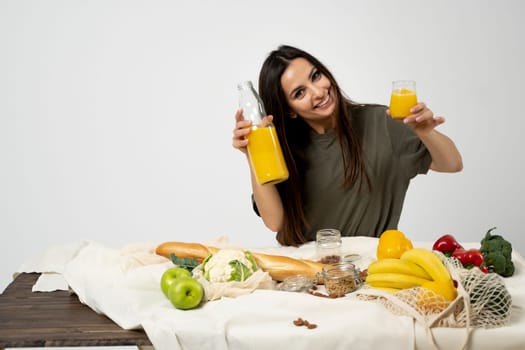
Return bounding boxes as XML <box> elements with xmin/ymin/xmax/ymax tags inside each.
<box><xmin>156</xmin><ymin>241</ymin><xmax>219</xmax><ymax>262</ymax></box>
<box><xmin>155</xmin><ymin>241</ymin><xmax>332</xmax><ymax>282</ymax></box>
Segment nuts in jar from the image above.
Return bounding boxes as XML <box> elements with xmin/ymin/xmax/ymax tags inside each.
<box><xmin>319</xmin><ymin>254</ymin><xmax>341</xmax><ymax>264</ymax></box>
<box><xmin>321</xmin><ymin>263</ymin><xmax>359</xmax><ymax>296</ymax></box>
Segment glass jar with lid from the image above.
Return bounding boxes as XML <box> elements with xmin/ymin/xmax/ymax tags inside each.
<box><xmin>316</xmin><ymin>228</ymin><xmax>342</xmax><ymax>264</ymax></box>
<box><xmin>319</xmin><ymin>262</ymin><xmax>361</xmax><ymax>296</ymax></box>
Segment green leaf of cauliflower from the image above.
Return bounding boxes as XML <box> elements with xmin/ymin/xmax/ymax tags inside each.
<box><xmin>244</xmin><ymin>251</ymin><xmax>259</xmax><ymax>271</ymax></box>
<box><xmin>202</xmin><ymin>254</ymin><xmax>213</xmax><ymax>281</ymax></box>
<box><xmin>228</xmin><ymin>260</ymin><xmax>253</xmax><ymax>281</ymax></box>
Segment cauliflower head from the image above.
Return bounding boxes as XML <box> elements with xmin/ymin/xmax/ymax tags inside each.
<box><xmin>202</xmin><ymin>249</ymin><xmax>258</xmax><ymax>283</ymax></box>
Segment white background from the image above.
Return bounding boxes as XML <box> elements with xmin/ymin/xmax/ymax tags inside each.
<box><xmin>1</xmin><ymin>0</ymin><xmax>524</xmax><ymax>306</ymax></box>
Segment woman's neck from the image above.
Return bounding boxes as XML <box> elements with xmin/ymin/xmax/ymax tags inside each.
<box><xmin>307</xmin><ymin>115</ymin><xmax>337</xmax><ymax>134</ymax></box>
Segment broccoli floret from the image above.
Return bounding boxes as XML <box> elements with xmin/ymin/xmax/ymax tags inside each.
<box><xmin>503</xmin><ymin>261</ymin><xmax>515</xmax><ymax>277</ymax></box>
<box><xmin>481</xmin><ymin>238</ymin><xmax>513</xmax><ymax>257</ymax></box>
<box><xmin>499</xmin><ymin>240</ymin><xmax>512</xmax><ymax>257</ymax></box>
<box><xmin>483</xmin><ymin>252</ymin><xmax>507</xmax><ymax>275</ymax></box>
<box><xmin>480</xmin><ymin>227</ymin><xmax>514</xmax><ymax>277</ymax></box>
<box><xmin>481</xmin><ymin>229</ymin><xmax>513</xmax><ymax>255</ymax></box>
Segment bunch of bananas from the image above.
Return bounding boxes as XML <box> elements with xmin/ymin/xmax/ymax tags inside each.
<box><xmin>365</xmin><ymin>248</ymin><xmax>457</xmax><ymax>301</ymax></box>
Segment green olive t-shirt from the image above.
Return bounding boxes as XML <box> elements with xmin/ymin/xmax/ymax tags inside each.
<box><xmin>299</xmin><ymin>105</ymin><xmax>431</xmax><ymax>240</ymax></box>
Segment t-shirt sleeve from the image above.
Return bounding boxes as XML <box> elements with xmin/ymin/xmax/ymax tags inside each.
<box><xmin>385</xmin><ymin>114</ymin><xmax>432</xmax><ymax>179</ymax></box>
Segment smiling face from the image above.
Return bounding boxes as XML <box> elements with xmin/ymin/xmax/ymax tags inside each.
<box><xmin>280</xmin><ymin>57</ymin><xmax>338</xmax><ymax>134</ymax></box>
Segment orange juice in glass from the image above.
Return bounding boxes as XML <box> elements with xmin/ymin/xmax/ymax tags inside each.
<box><xmin>389</xmin><ymin>80</ymin><xmax>417</xmax><ymax>119</ymax></box>
<box><xmin>247</xmin><ymin>125</ymin><xmax>289</xmax><ymax>185</ymax></box>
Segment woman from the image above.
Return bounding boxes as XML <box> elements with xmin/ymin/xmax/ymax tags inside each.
<box><xmin>232</xmin><ymin>45</ymin><xmax>463</xmax><ymax>246</ymax></box>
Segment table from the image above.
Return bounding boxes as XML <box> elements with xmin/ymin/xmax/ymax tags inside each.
<box><xmin>0</xmin><ymin>273</ymin><xmax>152</xmax><ymax>349</ymax></box>
<box><xmin>6</xmin><ymin>239</ymin><xmax>525</xmax><ymax>350</ymax></box>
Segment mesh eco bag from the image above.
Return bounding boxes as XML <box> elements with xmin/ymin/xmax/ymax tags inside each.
<box><xmin>356</xmin><ymin>252</ymin><xmax>512</xmax><ymax>349</ymax></box>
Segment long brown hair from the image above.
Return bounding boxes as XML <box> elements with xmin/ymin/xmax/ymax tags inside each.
<box><xmin>258</xmin><ymin>45</ymin><xmax>369</xmax><ymax>246</ymax></box>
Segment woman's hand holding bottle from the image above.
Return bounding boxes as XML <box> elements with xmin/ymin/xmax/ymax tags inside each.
<box><xmin>232</xmin><ymin>109</ymin><xmax>274</xmax><ymax>154</ymax></box>
<box><xmin>232</xmin><ymin>109</ymin><xmax>251</xmax><ymax>154</ymax></box>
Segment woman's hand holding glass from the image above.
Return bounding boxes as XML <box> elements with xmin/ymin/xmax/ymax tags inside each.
<box><xmin>399</xmin><ymin>102</ymin><xmax>445</xmax><ymax>137</ymax></box>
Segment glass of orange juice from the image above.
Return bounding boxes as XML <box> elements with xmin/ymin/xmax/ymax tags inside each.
<box><xmin>389</xmin><ymin>80</ymin><xmax>417</xmax><ymax>119</ymax></box>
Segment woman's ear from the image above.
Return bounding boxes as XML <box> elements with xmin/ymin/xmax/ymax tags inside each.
<box><xmin>289</xmin><ymin>112</ymin><xmax>298</xmax><ymax>119</ymax></box>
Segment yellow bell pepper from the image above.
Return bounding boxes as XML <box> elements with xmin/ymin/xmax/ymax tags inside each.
<box><xmin>376</xmin><ymin>230</ymin><xmax>413</xmax><ymax>259</ymax></box>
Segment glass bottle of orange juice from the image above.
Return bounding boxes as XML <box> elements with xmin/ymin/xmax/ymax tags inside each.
<box><xmin>389</xmin><ymin>80</ymin><xmax>417</xmax><ymax>119</ymax></box>
<box><xmin>238</xmin><ymin>81</ymin><xmax>289</xmax><ymax>185</ymax></box>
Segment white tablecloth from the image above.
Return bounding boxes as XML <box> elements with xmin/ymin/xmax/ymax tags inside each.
<box><xmin>15</xmin><ymin>237</ymin><xmax>525</xmax><ymax>350</ymax></box>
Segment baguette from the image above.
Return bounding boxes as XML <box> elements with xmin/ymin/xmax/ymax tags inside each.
<box><xmin>155</xmin><ymin>241</ymin><xmax>332</xmax><ymax>282</ymax></box>
<box><xmin>156</xmin><ymin>241</ymin><xmax>219</xmax><ymax>263</ymax></box>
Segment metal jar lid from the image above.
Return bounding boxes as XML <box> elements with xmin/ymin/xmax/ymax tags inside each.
<box><xmin>278</xmin><ymin>274</ymin><xmax>314</xmax><ymax>292</ymax></box>
<box><xmin>341</xmin><ymin>253</ymin><xmax>361</xmax><ymax>263</ymax></box>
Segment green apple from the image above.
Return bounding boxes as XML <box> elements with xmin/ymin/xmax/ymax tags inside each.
<box><xmin>160</xmin><ymin>267</ymin><xmax>192</xmax><ymax>296</ymax></box>
<box><xmin>167</xmin><ymin>276</ymin><xmax>204</xmax><ymax>310</ymax></box>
